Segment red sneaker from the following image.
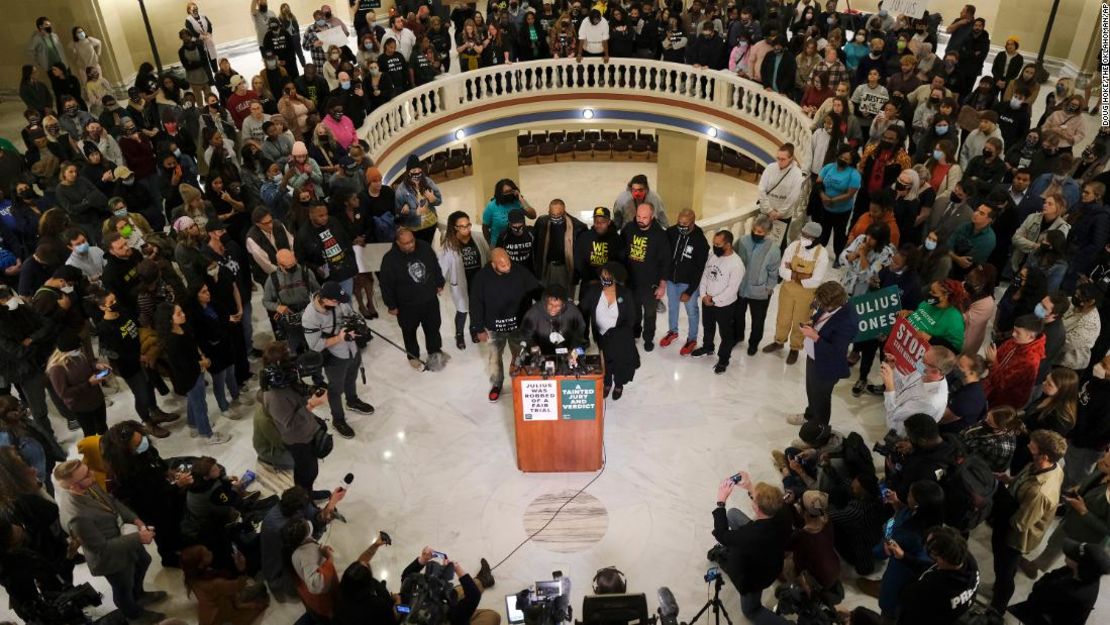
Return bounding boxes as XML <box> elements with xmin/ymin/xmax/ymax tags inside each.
<box><xmin>679</xmin><ymin>340</ymin><xmax>698</xmax><ymax>355</ymax></box>
<box><xmin>488</xmin><ymin>386</ymin><xmax>501</xmax><ymax>402</ymax></box>
<box><xmin>659</xmin><ymin>331</ymin><xmax>679</xmax><ymax>347</ymax></box>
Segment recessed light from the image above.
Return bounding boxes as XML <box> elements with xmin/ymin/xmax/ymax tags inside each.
<box><xmin>454</xmin><ymin>129</ymin><xmax>466</xmax><ymax>140</ymax></box>
<box><xmin>707</xmin><ymin>127</ymin><xmax>718</xmax><ymax>138</ymax></box>
<box><xmin>583</xmin><ymin>108</ymin><xmax>595</xmax><ymax>119</ymax></box>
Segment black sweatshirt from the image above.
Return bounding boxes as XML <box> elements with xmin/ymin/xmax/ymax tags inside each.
<box><xmin>379</xmin><ymin>239</ymin><xmax>445</xmax><ymax>310</ymax></box>
<box><xmin>711</xmin><ymin>505</ymin><xmax>792</xmax><ymax>594</ymax></box>
<box><xmin>620</xmin><ymin>221</ymin><xmax>671</xmax><ymax>290</ymax></box>
<box><xmin>96</xmin><ymin>314</ymin><xmax>142</xmax><ymax>379</ymax></box>
<box><xmin>574</xmin><ymin>227</ymin><xmax>624</xmax><ymax>285</ymax></box>
<box><xmin>665</xmin><ymin>224</ymin><xmax>710</xmax><ymax>295</ymax></box>
<box><xmin>295</xmin><ymin>218</ymin><xmax>359</xmax><ymax>283</ymax></box>
<box><xmin>468</xmin><ymin>263</ymin><xmax>540</xmax><ymax>334</ymax></box>
<box><xmin>897</xmin><ymin>557</ymin><xmax>980</xmax><ymax>625</ymax></box>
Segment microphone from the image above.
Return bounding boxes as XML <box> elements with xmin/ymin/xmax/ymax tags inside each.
<box><xmin>657</xmin><ymin>587</ymin><xmax>679</xmax><ymax>625</ymax></box>
<box><xmin>332</xmin><ymin>473</ymin><xmax>354</xmax><ymax>524</ymax></box>
<box><xmin>514</xmin><ymin>341</ymin><xmax>530</xmax><ymax>368</ymax></box>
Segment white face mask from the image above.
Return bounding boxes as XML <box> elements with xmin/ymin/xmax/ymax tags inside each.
<box><xmin>4</xmin><ymin>298</ymin><xmax>19</xmax><ymax>311</ymax></box>
<box><xmin>61</xmin><ymin>285</ymin><xmax>75</xmax><ymax>294</ymax></box>
<box><xmin>1095</xmin><ymin>363</ymin><xmax>1107</xmax><ymax>380</ymax></box>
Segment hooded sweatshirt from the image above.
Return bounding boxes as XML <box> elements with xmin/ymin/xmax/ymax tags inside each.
<box><xmin>379</xmin><ymin>238</ymin><xmax>445</xmax><ymax>310</ymax></box>
<box><xmin>665</xmin><ymin>224</ymin><xmax>710</xmax><ymax>294</ymax></box>
<box><xmin>983</xmin><ymin>335</ymin><xmax>1046</xmax><ymax>410</ymax></box>
<box><xmin>897</xmin><ymin>556</ymin><xmax>980</xmax><ymax>625</ymax></box>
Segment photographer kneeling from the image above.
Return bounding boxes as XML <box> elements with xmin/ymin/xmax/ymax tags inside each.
<box><xmin>260</xmin><ymin>341</ymin><xmax>330</xmax><ymax>493</ymax></box>
<box><xmin>301</xmin><ymin>281</ymin><xmax>375</xmax><ymax>440</ymax></box>
<box><xmin>711</xmin><ymin>472</ymin><xmax>792</xmax><ymax>625</ymax></box>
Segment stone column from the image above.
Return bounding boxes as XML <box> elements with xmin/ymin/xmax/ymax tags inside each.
<box><xmin>655</xmin><ymin>129</ymin><xmax>707</xmax><ymax>221</ymax></box>
<box><xmin>470</xmin><ymin>130</ymin><xmax>520</xmax><ymax>225</ymax></box>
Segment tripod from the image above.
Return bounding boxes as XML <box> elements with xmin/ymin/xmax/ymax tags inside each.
<box><xmin>687</xmin><ymin>576</ymin><xmax>733</xmax><ymax>625</ymax></box>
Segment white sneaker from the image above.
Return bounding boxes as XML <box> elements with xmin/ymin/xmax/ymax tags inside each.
<box><xmin>206</xmin><ymin>431</ymin><xmax>232</xmax><ymax>445</ymax></box>
<box><xmin>222</xmin><ymin>409</ymin><xmax>244</xmax><ymax>421</ymax></box>
<box><xmin>785</xmin><ymin>414</ymin><xmax>807</xmax><ymax>426</ymax></box>
<box><xmin>188</xmin><ymin>426</ymin><xmax>199</xmax><ymax>438</ymax></box>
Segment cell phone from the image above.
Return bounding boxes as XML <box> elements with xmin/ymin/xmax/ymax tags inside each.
<box><xmin>729</xmin><ymin>472</ymin><xmax>744</xmax><ymax>485</ymax></box>
<box><xmin>95</xmin><ymin>368</ymin><xmax>111</xmax><ymax>379</ymax></box>
<box><xmin>879</xmin><ymin>481</ymin><xmax>892</xmax><ymax>501</ymax></box>
<box><xmin>239</xmin><ymin>470</ymin><xmax>257</xmax><ymax>489</ymax></box>
<box><xmin>505</xmin><ymin>594</ymin><xmax>525</xmax><ymax>625</ymax></box>
<box><xmin>379</xmin><ymin>530</ymin><xmax>392</xmax><ymax>545</ymax></box>
<box><xmin>397</xmin><ymin>605</ymin><xmax>412</xmax><ymax>614</ymax></box>
<box><xmin>431</xmin><ymin>550</ymin><xmax>448</xmax><ymax>560</ymax></box>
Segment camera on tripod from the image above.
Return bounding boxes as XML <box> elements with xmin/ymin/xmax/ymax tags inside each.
<box><xmin>25</xmin><ymin>582</ymin><xmax>128</xmax><ymax>625</ymax></box>
<box><xmin>260</xmin><ymin>352</ymin><xmax>327</xmax><ymax>398</ymax></box>
<box><xmin>515</xmin><ymin>572</ymin><xmax>573</xmax><ymax>625</ymax></box>
<box><xmin>341</xmin><ymin>313</ymin><xmax>372</xmax><ymax>347</ymax></box>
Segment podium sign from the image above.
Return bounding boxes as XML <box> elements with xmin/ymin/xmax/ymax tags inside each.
<box><xmin>512</xmin><ymin>372</ymin><xmax>605</xmax><ymax>472</ymax></box>
<box><xmin>521</xmin><ymin>380</ymin><xmax>558</xmax><ymax>421</ymax></box>
<box><xmin>560</xmin><ymin>380</ymin><xmax>597</xmax><ymax>420</ymax></box>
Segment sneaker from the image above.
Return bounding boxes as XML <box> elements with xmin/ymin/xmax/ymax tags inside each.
<box><xmin>347</xmin><ymin>399</ymin><xmax>375</xmax><ymax>415</ymax></box>
<box><xmin>713</xmin><ymin>361</ymin><xmax>728</xmax><ymax>374</ymax></box>
<box><xmin>333</xmin><ymin>420</ymin><xmax>355</xmax><ymax>439</ymax></box>
<box><xmin>691</xmin><ymin>345</ymin><xmax>714</xmax><ymax>357</ymax></box>
<box><xmin>851</xmin><ymin>379</ymin><xmax>867</xmax><ymax>397</ymax></box>
<box><xmin>205</xmin><ymin>431</ymin><xmax>232</xmax><ymax>445</ymax></box>
<box><xmin>659</xmin><ymin>330</ymin><xmax>679</xmax><ymax>347</ymax></box>
<box><xmin>679</xmin><ymin>339</ymin><xmax>698</xmax><ymax>355</ymax></box>
<box><xmin>188</xmin><ymin>426</ymin><xmax>199</xmax><ymax>438</ymax></box>
<box><xmin>866</xmin><ymin>383</ymin><xmax>885</xmax><ymax>396</ymax></box>
<box><xmin>746</xmin><ymin>344</ymin><xmax>758</xmax><ymax>356</ymax></box>
<box><xmin>786</xmin><ymin>349</ymin><xmax>799</xmax><ymax>365</ymax></box>
<box><xmin>136</xmin><ymin>591</ymin><xmax>168</xmax><ymax>607</ymax></box>
<box><xmin>476</xmin><ymin>558</ymin><xmax>495</xmax><ymax>589</ymax></box>
<box><xmin>456</xmin><ymin>334</ymin><xmax>466</xmax><ymax>350</ymax></box>
<box><xmin>147</xmin><ymin>423</ymin><xmax>171</xmax><ymax>439</ymax></box>
<box><xmin>408</xmin><ymin>357</ymin><xmax>423</xmax><ymax>370</ymax></box>
<box><xmin>612</xmin><ymin>386</ymin><xmax>624</xmax><ymax>400</ymax></box>
<box><xmin>488</xmin><ymin>386</ymin><xmax>502</xmax><ymax>402</ymax></box>
<box><xmin>762</xmin><ymin>342</ymin><xmax>784</xmax><ymax>353</ymax></box>
<box><xmin>785</xmin><ymin>414</ymin><xmax>806</xmax><ymax>426</ymax></box>
<box><xmin>643</xmin><ymin>341</ymin><xmax>654</xmax><ymax>352</ymax></box>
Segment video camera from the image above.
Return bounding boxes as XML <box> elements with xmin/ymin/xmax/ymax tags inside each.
<box><xmin>398</xmin><ymin>559</ymin><xmax>459</xmax><ymax>625</ymax></box>
<box><xmin>341</xmin><ymin>313</ymin><xmax>372</xmax><ymax>347</ymax></box>
<box><xmin>259</xmin><ymin>351</ymin><xmax>327</xmax><ymax>398</ymax></box>
<box><xmin>24</xmin><ymin>583</ymin><xmax>128</xmax><ymax>625</ymax></box>
<box><xmin>516</xmin><ymin>573</ymin><xmax>573</xmax><ymax>625</ymax></box>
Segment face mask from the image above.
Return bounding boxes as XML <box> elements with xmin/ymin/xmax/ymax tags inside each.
<box><xmin>61</xmin><ymin>286</ymin><xmax>75</xmax><ymax>294</ymax></box>
<box><xmin>926</xmin><ymin>295</ymin><xmax>939</xmax><ymax>306</ymax></box>
<box><xmin>120</xmin><ymin>225</ymin><xmax>134</xmax><ymax>238</ymax></box>
<box><xmin>271</xmin><ymin>173</ymin><xmax>283</xmax><ymax>183</ymax></box>
<box><xmin>332</xmin><ymin>109</ymin><xmax>344</xmax><ymax>120</ymax></box>
<box><xmin>323</xmin><ymin>11</ymin><xmax>332</xmax><ymax>18</ymax></box>
<box><xmin>896</xmin><ymin>41</ymin><xmax>906</xmax><ymax>51</ymax></box>
<box><xmin>550</xmin><ymin>215</ymin><xmax>565</xmax><ymax>225</ymax></box>
<box><xmin>827</xmin><ymin>17</ymin><xmax>835</xmax><ymax>24</ymax></box>
<box><xmin>134</xmin><ymin>436</ymin><xmax>150</xmax><ymax>455</ymax></box>
<box><xmin>207</xmin><ymin>266</ymin><xmax>220</xmax><ymax>278</ymax></box>
<box><xmin>935</xmin><ymin>124</ymin><xmax>949</xmax><ymax>136</ymax></box>
<box><xmin>751</xmin><ymin>233</ymin><xmax>765</xmax><ymax>242</ymax></box>
<box><xmin>924</xmin><ymin>238</ymin><xmax>937</xmax><ymax>251</ymax></box>
<box><xmin>43</xmin><ymin>26</ymin><xmax>53</xmax><ymax>34</ymax></box>
<box><xmin>316</xmin><ymin>19</ymin><xmax>327</xmax><ymax>27</ymax></box>
<box><xmin>677</xmin><ymin>225</ymin><xmax>690</xmax><ymax>235</ymax></box>
<box><xmin>340</xmin><ymin>80</ymin><xmax>350</xmax><ymax>90</ymax></box>
<box><xmin>370</xmin><ymin>68</ymin><xmax>380</xmax><ymax>76</ymax></box>
<box><xmin>409</xmin><ymin>173</ymin><xmax>421</xmax><ymax>184</ymax></box>
<box><xmin>260</xmin><ymin>4</ymin><xmax>269</xmax><ymax>11</ymax></box>
<box><xmin>1094</xmin><ymin>363</ymin><xmax>1106</xmax><ymax>379</ymax></box>
<box><xmin>123</xmin><ymin>177</ymin><xmax>135</xmax><ymax>186</ymax></box>
<box><xmin>266</xmin><ymin>60</ymin><xmax>277</xmax><ymax>69</ymax></box>
<box><xmin>5</xmin><ymin>298</ymin><xmax>19</xmax><ymax>311</ymax></box>
<box><xmin>914</xmin><ymin>359</ymin><xmax>927</xmax><ymax>375</ymax></box>
<box><xmin>64</xmin><ymin>107</ymin><xmax>77</xmax><ymax>117</ymax></box>
<box><xmin>804</xmin><ymin>238</ymin><xmax>819</xmax><ymax>249</ymax></box>
<box><xmin>1056</xmin><ymin>85</ymin><xmax>1066</xmax><ymax>94</ymax></box>
<box><xmin>1066</xmin><ymin>104</ymin><xmax>1080</xmax><ymax>113</ymax></box>
<box><xmin>712</xmin><ymin>246</ymin><xmax>725</xmax><ymax>257</ymax></box>
<box><xmin>364</xmin><ymin>42</ymin><xmax>375</xmax><ymax>51</ymax></box>
<box><xmin>836</xmin><ymin>159</ymin><xmax>849</xmax><ymax>169</ymax></box>
<box><xmin>879</xmin><ymin>140</ymin><xmax>893</xmax><ymax>150</ymax></box>
<box><xmin>631</xmin><ymin>190</ymin><xmax>647</xmax><ymax>202</ymax></box>
<box><xmin>1008</xmin><ymin>96</ymin><xmax>1024</xmax><ymax>109</ymax></box>
<box><xmin>1034</xmin><ymin>302</ymin><xmax>1048</xmax><ymax>319</ymax></box>
<box><xmin>19</xmin><ymin>189</ymin><xmax>37</xmax><ymax>201</ymax></box>
<box><xmin>600</xmin><ymin>277</ymin><xmax>614</xmax><ymax>287</ymax></box>
<box><xmin>75</xmin><ymin>242</ymin><xmax>90</xmax><ymax>254</ymax></box>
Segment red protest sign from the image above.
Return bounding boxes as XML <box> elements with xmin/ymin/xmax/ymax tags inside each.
<box><xmin>883</xmin><ymin>317</ymin><xmax>928</xmax><ymax>375</ymax></box>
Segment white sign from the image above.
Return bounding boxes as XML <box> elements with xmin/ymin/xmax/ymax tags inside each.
<box><xmin>520</xmin><ymin>380</ymin><xmax>558</xmax><ymax>421</ymax></box>
<box><xmin>317</xmin><ymin>26</ymin><xmax>350</xmax><ymax>50</ymax></box>
<box><xmin>885</xmin><ymin>0</ymin><xmax>930</xmax><ymax>19</ymax></box>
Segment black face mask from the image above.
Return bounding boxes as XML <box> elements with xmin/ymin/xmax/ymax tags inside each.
<box><xmin>751</xmin><ymin>233</ymin><xmax>765</xmax><ymax>242</ymax></box>
<box><xmin>600</xmin><ymin>277</ymin><xmax>614</xmax><ymax>287</ymax></box>
<box><xmin>18</xmin><ymin>189</ymin><xmax>37</xmax><ymax>201</ymax></box>
<box><xmin>712</xmin><ymin>246</ymin><xmax>725</xmax><ymax>257</ymax></box>
<box><xmin>804</xmin><ymin>238</ymin><xmax>819</xmax><ymax>249</ymax></box>
<box><xmin>549</xmin><ymin>215</ymin><xmax>565</xmax><ymax>225</ymax></box>
<box><xmin>926</xmin><ymin>296</ymin><xmax>940</xmax><ymax>306</ymax></box>
<box><xmin>323</xmin><ymin>11</ymin><xmax>332</xmax><ymax>18</ymax></box>
<box><xmin>677</xmin><ymin>225</ymin><xmax>690</xmax><ymax>235</ymax></box>
<box><xmin>879</xmin><ymin>140</ymin><xmax>893</xmax><ymax>150</ymax></box>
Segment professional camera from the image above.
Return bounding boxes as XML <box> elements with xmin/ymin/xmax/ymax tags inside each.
<box><xmin>871</xmin><ymin>441</ymin><xmax>896</xmax><ymax>457</ymax></box>
<box><xmin>341</xmin><ymin>313</ymin><xmax>373</xmax><ymax>347</ymax></box>
<box><xmin>517</xmin><ymin>573</ymin><xmax>572</xmax><ymax>625</ymax></box>
<box><xmin>399</xmin><ymin>560</ymin><xmax>459</xmax><ymax>625</ymax></box>
<box><xmin>23</xmin><ymin>582</ymin><xmax>127</xmax><ymax>625</ymax></box>
<box><xmin>259</xmin><ymin>351</ymin><xmax>326</xmax><ymax>397</ymax></box>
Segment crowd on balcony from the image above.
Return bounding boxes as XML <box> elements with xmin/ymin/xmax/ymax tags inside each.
<box><xmin>3</xmin><ymin>1</ymin><xmax>1110</xmax><ymax>625</ymax></box>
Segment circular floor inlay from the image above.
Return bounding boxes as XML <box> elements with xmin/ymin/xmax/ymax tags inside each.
<box><xmin>522</xmin><ymin>490</ymin><xmax>609</xmax><ymax>553</ymax></box>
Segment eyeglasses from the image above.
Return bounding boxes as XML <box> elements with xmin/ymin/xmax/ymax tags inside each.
<box><xmin>456</xmin><ymin>223</ymin><xmax>472</xmax><ymax>230</ymax></box>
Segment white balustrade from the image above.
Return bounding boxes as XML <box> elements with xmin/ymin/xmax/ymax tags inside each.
<box><xmin>361</xmin><ymin>58</ymin><xmax>812</xmax><ymax>173</ymax></box>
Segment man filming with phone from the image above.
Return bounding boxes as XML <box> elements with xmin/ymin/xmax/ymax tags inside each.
<box><xmin>710</xmin><ymin>471</ymin><xmax>792</xmax><ymax>625</ymax></box>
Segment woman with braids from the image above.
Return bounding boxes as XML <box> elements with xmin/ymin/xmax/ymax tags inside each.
<box><xmin>100</xmin><ymin>420</ymin><xmax>190</xmax><ymax>568</ymax></box>
<box><xmin>902</xmin><ymin>278</ymin><xmax>967</xmax><ymax>353</ymax></box>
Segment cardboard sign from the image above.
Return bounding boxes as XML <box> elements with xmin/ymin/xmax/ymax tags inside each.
<box><xmin>883</xmin><ymin>317</ymin><xmax>928</xmax><ymax>375</ymax></box>
<box><xmin>520</xmin><ymin>380</ymin><xmax>558</xmax><ymax>421</ymax></box>
<box><xmin>560</xmin><ymin>380</ymin><xmax>597</xmax><ymax>421</ymax></box>
<box><xmin>885</xmin><ymin>0</ymin><xmax>930</xmax><ymax>19</ymax></box>
<box><xmin>851</xmin><ymin>286</ymin><xmax>902</xmax><ymax>341</ymax></box>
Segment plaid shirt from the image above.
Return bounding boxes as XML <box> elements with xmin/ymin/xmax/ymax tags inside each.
<box><xmin>962</xmin><ymin>424</ymin><xmax>1017</xmax><ymax>472</ymax></box>
<box><xmin>812</xmin><ymin>59</ymin><xmax>849</xmax><ymax>91</ymax></box>
<box><xmin>302</xmin><ymin>26</ymin><xmax>327</xmax><ymax>67</ymax></box>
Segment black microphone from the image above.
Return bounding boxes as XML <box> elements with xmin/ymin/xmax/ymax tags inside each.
<box><xmin>657</xmin><ymin>587</ymin><xmax>679</xmax><ymax>625</ymax></box>
<box><xmin>339</xmin><ymin>473</ymin><xmax>354</xmax><ymax>491</ymax></box>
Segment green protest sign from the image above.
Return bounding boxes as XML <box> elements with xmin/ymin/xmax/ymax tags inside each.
<box><xmin>560</xmin><ymin>379</ymin><xmax>597</xmax><ymax>420</ymax></box>
<box><xmin>851</xmin><ymin>286</ymin><xmax>902</xmax><ymax>341</ymax></box>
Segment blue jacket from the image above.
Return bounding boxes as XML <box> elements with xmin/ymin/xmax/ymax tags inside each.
<box><xmin>1028</xmin><ymin>174</ymin><xmax>1080</xmax><ymax>210</ymax></box>
<box><xmin>811</xmin><ymin>304</ymin><xmax>859</xmax><ymax>381</ymax></box>
<box><xmin>737</xmin><ymin>235</ymin><xmax>781</xmax><ymax>300</ymax></box>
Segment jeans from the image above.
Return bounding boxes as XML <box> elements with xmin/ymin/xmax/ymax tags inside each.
<box><xmin>665</xmin><ymin>281</ymin><xmax>699</xmax><ymax>340</ymax></box>
<box><xmin>286</xmin><ymin>442</ymin><xmax>320</xmax><ymax>492</ymax></box>
<box><xmin>702</xmin><ymin>302</ymin><xmax>737</xmax><ymax>365</ymax></box>
<box><xmin>104</xmin><ymin>545</ymin><xmax>151</xmax><ymax>619</ymax></box>
<box><xmin>734</xmin><ymin>296</ymin><xmax>771</xmax><ymax>349</ymax></box>
<box><xmin>486</xmin><ymin>330</ymin><xmax>523</xmax><ymax>387</ymax></box>
<box><xmin>726</xmin><ymin>508</ymin><xmax>789</xmax><ymax>625</ymax></box>
<box><xmin>185</xmin><ymin>374</ymin><xmax>213</xmax><ymax>437</ymax></box>
<box><xmin>73</xmin><ymin>404</ymin><xmax>108</xmax><ymax>437</ymax></box>
<box><xmin>323</xmin><ymin>354</ymin><xmax>360</xmax><ymax>423</ymax></box>
<box><xmin>804</xmin><ymin>358</ymin><xmax>838</xmax><ymax>424</ymax></box>
<box><xmin>121</xmin><ymin>370</ymin><xmax>155</xmax><ymax>423</ymax></box>
<box><xmin>210</xmin><ymin>366</ymin><xmax>240</xmax><ymax>411</ymax></box>
<box><xmin>338</xmin><ymin>277</ymin><xmax>354</xmax><ymax>297</ymax></box>
<box><xmin>398</xmin><ymin>299</ymin><xmax>443</xmax><ymax>359</ymax></box>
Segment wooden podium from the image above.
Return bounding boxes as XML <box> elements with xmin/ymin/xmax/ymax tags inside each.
<box><xmin>511</xmin><ymin>363</ymin><xmax>605</xmax><ymax>473</ymax></box>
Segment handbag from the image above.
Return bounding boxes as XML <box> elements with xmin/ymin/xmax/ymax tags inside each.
<box><xmin>312</xmin><ymin>416</ymin><xmax>334</xmax><ymax>459</ymax></box>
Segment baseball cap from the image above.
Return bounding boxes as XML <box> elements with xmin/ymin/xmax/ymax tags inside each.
<box><xmin>508</xmin><ymin>208</ymin><xmax>526</xmax><ymax>225</ymax></box>
<box><xmin>205</xmin><ymin>219</ymin><xmax>227</xmax><ymax>233</ymax></box>
<box><xmin>53</xmin><ymin>265</ymin><xmax>83</xmax><ymax>283</ymax></box>
<box><xmin>593</xmin><ymin>207</ymin><xmax>612</xmax><ymax>220</ymax></box>
<box><xmin>319</xmin><ymin>281</ymin><xmax>350</xmax><ymax>303</ymax></box>
<box><xmin>229</xmin><ymin>74</ymin><xmax>244</xmax><ymax>89</ymax></box>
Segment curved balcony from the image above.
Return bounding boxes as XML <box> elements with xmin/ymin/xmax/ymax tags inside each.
<box><xmin>363</xmin><ymin>58</ymin><xmax>813</xmax><ymax>182</ymax></box>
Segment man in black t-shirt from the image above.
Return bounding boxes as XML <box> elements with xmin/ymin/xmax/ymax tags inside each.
<box><xmin>496</xmin><ymin>208</ymin><xmax>535</xmax><ymax>272</ymax></box>
<box><xmin>470</xmin><ymin>248</ymin><xmax>541</xmax><ymax>402</ymax></box>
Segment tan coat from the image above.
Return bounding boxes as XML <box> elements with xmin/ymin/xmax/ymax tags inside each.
<box><xmin>1006</xmin><ymin>463</ymin><xmax>1064</xmax><ymax>553</ymax></box>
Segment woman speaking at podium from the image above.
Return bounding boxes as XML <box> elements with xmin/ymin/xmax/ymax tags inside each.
<box><xmin>520</xmin><ymin>284</ymin><xmax>588</xmax><ymax>358</ymax></box>
<box><xmin>580</xmin><ymin>262</ymin><xmax>641</xmax><ymax>400</ymax></box>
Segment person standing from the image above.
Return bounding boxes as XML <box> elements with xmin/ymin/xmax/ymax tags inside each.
<box><xmin>734</xmin><ymin>215</ymin><xmax>782</xmax><ymax>357</ymax></box>
<box><xmin>758</xmin><ymin>144</ymin><xmax>807</xmax><ymax>251</ymax></box>
<box><xmin>53</xmin><ymin>459</ymin><xmax>167</xmax><ymax>624</ymax></box>
<box><xmin>620</xmin><ymin>203</ymin><xmax>670</xmax><ymax>352</ymax></box>
<box><xmin>482</xmin><ymin>178</ymin><xmax>535</xmax><ymax>247</ymax></box>
<box><xmin>469</xmin><ymin>249</ymin><xmax>541</xmax><ymax>402</ymax></box>
<box><xmin>439</xmin><ymin>211</ymin><xmax>488</xmax><ymax>351</ymax></box>
<box><xmin>155</xmin><ymin>302</ymin><xmax>230</xmax><ymax>445</ymax></box>
<box><xmin>263</xmin><ymin>249</ymin><xmax>320</xmax><ymax>356</ymax></box>
<box><xmin>764</xmin><ymin>221</ymin><xmax>829</xmax><ymax>365</ymax></box>
<box><xmin>692</xmin><ymin>231</ymin><xmax>745</xmax><ymax>374</ymax></box>
<box><xmin>185</xmin><ymin>3</ymin><xmax>218</xmax><ymax>73</ymax></box>
<box><xmin>251</xmin><ymin>0</ymin><xmax>279</xmax><ymax>47</ymax></box>
<box><xmin>260</xmin><ymin>341</ymin><xmax>330</xmax><ymax>491</ymax></box>
<box><xmin>496</xmin><ymin>208</ymin><xmax>536</xmax><ymax>272</ymax></box>
<box><xmin>612</xmin><ymin>174</ymin><xmax>667</xmax><ymax>231</ymax></box>
<box><xmin>300</xmin><ymin>281</ymin><xmax>373</xmax><ymax>439</ymax></box>
<box><xmin>788</xmin><ymin>281</ymin><xmax>858</xmax><ymax>426</ymax></box>
<box><xmin>532</xmin><ymin>199</ymin><xmax>585</xmax><ymax>293</ymax></box>
<box><xmin>45</xmin><ymin>332</ymin><xmax>109</xmax><ymax>437</ymax></box>
<box><xmin>815</xmin><ymin>145</ymin><xmax>862</xmax><ymax>257</ymax></box>
<box><xmin>580</xmin><ymin>262</ymin><xmax>640</xmax><ymax>400</ymax></box>
<box><xmin>660</xmin><ymin>209</ymin><xmax>709</xmax><ymax>356</ymax></box>
<box><xmin>295</xmin><ymin>203</ymin><xmax>359</xmax><ymax>295</ymax></box>
<box><xmin>380</xmin><ymin>228</ymin><xmax>447</xmax><ymax>368</ymax></box>
<box><xmin>27</xmin><ymin>17</ymin><xmax>69</xmax><ymax>76</ymax></box>
<box><xmin>989</xmin><ymin>430</ymin><xmax>1067</xmax><ymax>616</ymax></box>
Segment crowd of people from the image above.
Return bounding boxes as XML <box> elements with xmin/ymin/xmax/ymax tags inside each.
<box><xmin>2</xmin><ymin>1</ymin><xmax>1110</xmax><ymax>625</ymax></box>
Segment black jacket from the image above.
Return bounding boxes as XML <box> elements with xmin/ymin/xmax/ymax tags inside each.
<box><xmin>665</xmin><ymin>225</ymin><xmax>710</xmax><ymax>295</ymax></box>
<box><xmin>294</xmin><ymin>217</ymin><xmax>359</xmax><ymax>283</ymax></box>
<box><xmin>520</xmin><ymin>298</ymin><xmax>587</xmax><ymax>353</ymax></box>
<box><xmin>574</xmin><ymin>227</ymin><xmax>624</xmax><ymax>284</ymax></box>
<box><xmin>1009</xmin><ymin>566</ymin><xmax>1101</xmax><ymax>625</ymax></box>
<box><xmin>468</xmin><ymin>263</ymin><xmax>540</xmax><ymax>334</ymax></box>
<box><xmin>687</xmin><ymin>33</ymin><xmax>727</xmax><ymax>69</ymax></box>
<box><xmin>496</xmin><ymin>225</ymin><xmax>536</xmax><ymax>270</ymax></box>
<box><xmin>580</xmin><ymin>283</ymin><xmax>641</xmax><ymax>383</ymax></box>
<box><xmin>1072</xmin><ymin>378</ymin><xmax>1110</xmax><ymax>451</ymax></box>
<box><xmin>532</xmin><ymin>214</ymin><xmax>586</xmax><ymax>275</ymax></box>
<box><xmin>102</xmin><ymin>252</ymin><xmax>143</xmax><ymax>312</ymax></box>
<box><xmin>993</xmin><ymin>101</ymin><xmax>1032</xmax><ymax>148</ymax></box>
<box><xmin>620</xmin><ymin>221</ymin><xmax>670</xmax><ymax>290</ymax></box>
<box><xmin>711</xmin><ymin>505</ymin><xmax>792</xmax><ymax>594</ymax></box>
<box><xmin>760</xmin><ymin>49</ymin><xmax>797</xmax><ymax>94</ymax></box>
<box><xmin>379</xmin><ymin>239</ymin><xmax>445</xmax><ymax>310</ymax></box>
<box><xmin>888</xmin><ymin>434</ymin><xmax>960</xmax><ymax>500</ymax></box>
<box><xmin>897</xmin><ymin>556</ymin><xmax>980</xmax><ymax>625</ymax></box>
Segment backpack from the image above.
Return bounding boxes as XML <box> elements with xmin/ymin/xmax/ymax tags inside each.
<box><xmin>842</xmin><ymin>432</ymin><xmax>876</xmax><ymax>478</ymax></box>
<box><xmin>941</xmin><ymin>451</ymin><xmax>997</xmax><ymax>532</ymax></box>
